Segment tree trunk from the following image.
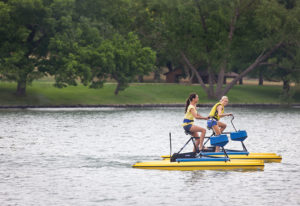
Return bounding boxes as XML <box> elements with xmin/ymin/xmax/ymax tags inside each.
<box><xmin>153</xmin><ymin>68</ymin><xmax>160</xmax><ymax>82</ymax></box>
<box><xmin>138</xmin><ymin>75</ymin><xmax>144</xmax><ymax>83</ymax></box>
<box><xmin>181</xmin><ymin>51</ymin><xmax>210</xmax><ymax>94</ymax></box>
<box><xmin>239</xmin><ymin>78</ymin><xmax>243</xmax><ymax>85</ymax></box>
<box><xmin>114</xmin><ymin>82</ymin><xmax>121</xmax><ymax>95</ymax></box>
<box><xmin>16</xmin><ymin>80</ymin><xmax>27</xmax><ymax>96</ymax></box>
<box><xmin>189</xmin><ymin>69</ymin><xmax>195</xmax><ymax>84</ymax></box>
<box><xmin>283</xmin><ymin>79</ymin><xmax>290</xmax><ymax>95</ymax></box>
<box><xmin>215</xmin><ymin>5</ymin><xmax>239</xmax><ymax>99</ymax></box>
<box><xmin>220</xmin><ymin>42</ymin><xmax>283</xmax><ymax>97</ymax></box>
<box><xmin>281</xmin><ymin>78</ymin><xmax>291</xmax><ymax>104</ymax></box>
<box><xmin>180</xmin><ymin>64</ymin><xmax>192</xmax><ymax>84</ymax></box>
<box><xmin>166</xmin><ymin>61</ymin><xmax>173</xmax><ymax>72</ymax></box>
<box><xmin>259</xmin><ymin>70</ymin><xmax>264</xmax><ymax>85</ymax></box>
<box><xmin>208</xmin><ymin>69</ymin><xmax>215</xmax><ymax>99</ymax></box>
<box><xmin>112</xmin><ymin>73</ymin><xmax>121</xmax><ymax>95</ymax></box>
<box><xmin>215</xmin><ymin>65</ymin><xmax>225</xmax><ymax>99</ymax></box>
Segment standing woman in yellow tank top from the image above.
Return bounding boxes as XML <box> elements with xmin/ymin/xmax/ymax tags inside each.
<box><xmin>182</xmin><ymin>93</ymin><xmax>208</xmax><ymax>152</ymax></box>
<box><xmin>207</xmin><ymin>96</ymin><xmax>232</xmax><ymax>152</ymax></box>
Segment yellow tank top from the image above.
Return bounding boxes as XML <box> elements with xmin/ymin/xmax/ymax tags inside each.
<box><xmin>182</xmin><ymin>104</ymin><xmax>196</xmax><ymax>126</ymax></box>
<box><xmin>209</xmin><ymin>102</ymin><xmax>224</xmax><ymax>121</ymax></box>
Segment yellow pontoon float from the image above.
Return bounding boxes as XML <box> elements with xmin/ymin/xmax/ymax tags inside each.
<box><xmin>160</xmin><ymin>153</ymin><xmax>282</xmax><ymax>163</ymax></box>
<box><xmin>132</xmin><ymin>159</ymin><xmax>264</xmax><ymax>171</ymax></box>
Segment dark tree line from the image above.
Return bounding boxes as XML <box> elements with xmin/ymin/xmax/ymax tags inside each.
<box><xmin>0</xmin><ymin>0</ymin><xmax>299</xmax><ymax>99</ymax></box>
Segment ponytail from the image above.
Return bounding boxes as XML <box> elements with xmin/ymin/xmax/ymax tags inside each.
<box><xmin>185</xmin><ymin>99</ymin><xmax>190</xmax><ymax>113</ymax></box>
<box><xmin>185</xmin><ymin>93</ymin><xmax>197</xmax><ymax>113</ymax></box>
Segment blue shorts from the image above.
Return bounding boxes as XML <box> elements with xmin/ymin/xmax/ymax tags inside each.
<box><xmin>183</xmin><ymin>124</ymin><xmax>192</xmax><ymax>132</ymax></box>
<box><xmin>207</xmin><ymin>119</ymin><xmax>217</xmax><ymax>128</ymax></box>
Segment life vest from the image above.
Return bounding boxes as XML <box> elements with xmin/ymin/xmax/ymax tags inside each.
<box><xmin>209</xmin><ymin>102</ymin><xmax>224</xmax><ymax>121</ymax></box>
<box><xmin>182</xmin><ymin>104</ymin><xmax>196</xmax><ymax>126</ymax></box>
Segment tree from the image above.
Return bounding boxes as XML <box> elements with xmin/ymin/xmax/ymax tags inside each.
<box><xmin>45</xmin><ymin>15</ymin><xmax>100</xmax><ymax>88</ymax></box>
<box><xmin>57</xmin><ymin>0</ymin><xmax>157</xmax><ymax>95</ymax></box>
<box><xmin>0</xmin><ymin>0</ymin><xmax>156</xmax><ymax>96</ymax></box>
<box><xmin>260</xmin><ymin>44</ymin><xmax>300</xmax><ymax>102</ymax></box>
<box><xmin>0</xmin><ymin>0</ymin><xmax>54</xmax><ymax>96</ymax></box>
<box><xmin>148</xmin><ymin>0</ymin><xmax>300</xmax><ymax>99</ymax></box>
<box><xmin>126</xmin><ymin>0</ymin><xmax>183</xmax><ymax>82</ymax></box>
<box><xmin>89</xmin><ymin>32</ymin><xmax>156</xmax><ymax>95</ymax></box>
<box><xmin>0</xmin><ymin>0</ymin><xmax>89</xmax><ymax>96</ymax></box>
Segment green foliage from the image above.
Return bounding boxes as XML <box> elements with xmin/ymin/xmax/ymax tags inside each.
<box><xmin>0</xmin><ymin>0</ymin><xmax>52</xmax><ymax>95</ymax></box>
<box><xmin>143</xmin><ymin>0</ymin><xmax>300</xmax><ymax>99</ymax></box>
<box><xmin>263</xmin><ymin>45</ymin><xmax>300</xmax><ymax>103</ymax></box>
<box><xmin>47</xmin><ymin>16</ymin><xmax>97</xmax><ymax>88</ymax></box>
<box><xmin>0</xmin><ymin>0</ymin><xmax>156</xmax><ymax>96</ymax></box>
<box><xmin>0</xmin><ymin>0</ymin><xmax>299</xmax><ymax>99</ymax></box>
<box><xmin>90</xmin><ymin>32</ymin><xmax>156</xmax><ymax>94</ymax></box>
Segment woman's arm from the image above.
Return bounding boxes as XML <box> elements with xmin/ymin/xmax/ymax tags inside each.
<box><xmin>217</xmin><ymin>105</ymin><xmax>232</xmax><ymax>118</ymax></box>
<box><xmin>191</xmin><ymin>108</ymin><xmax>209</xmax><ymax>120</ymax></box>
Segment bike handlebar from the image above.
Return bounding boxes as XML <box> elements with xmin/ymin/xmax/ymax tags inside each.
<box><xmin>230</xmin><ymin>114</ymin><xmax>237</xmax><ymax>132</ymax></box>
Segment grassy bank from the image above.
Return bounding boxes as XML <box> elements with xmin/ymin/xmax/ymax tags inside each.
<box><xmin>0</xmin><ymin>81</ymin><xmax>299</xmax><ymax>106</ymax></box>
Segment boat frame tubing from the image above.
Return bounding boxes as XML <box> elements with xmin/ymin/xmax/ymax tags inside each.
<box><xmin>204</xmin><ymin>115</ymin><xmax>248</xmax><ymax>152</ymax></box>
<box><xmin>172</xmin><ymin>132</ymin><xmax>230</xmax><ymax>162</ymax></box>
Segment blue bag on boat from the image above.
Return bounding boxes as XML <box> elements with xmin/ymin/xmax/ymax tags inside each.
<box><xmin>230</xmin><ymin>130</ymin><xmax>247</xmax><ymax>141</ymax></box>
<box><xmin>210</xmin><ymin>134</ymin><xmax>229</xmax><ymax>147</ymax></box>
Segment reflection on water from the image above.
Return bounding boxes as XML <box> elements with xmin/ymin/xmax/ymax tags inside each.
<box><xmin>0</xmin><ymin>107</ymin><xmax>299</xmax><ymax>206</ymax></box>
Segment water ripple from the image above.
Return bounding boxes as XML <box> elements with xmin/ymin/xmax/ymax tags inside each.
<box><xmin>0</xmin><ymin>107</ymin><xmax>299</xmax><ymax>206</ymax></box>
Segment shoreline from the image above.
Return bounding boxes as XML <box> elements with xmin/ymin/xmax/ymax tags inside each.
<box><xmin>0</xmin><ymin>103</ymin><xmax>300</xmax><ymax>109</ymax></box>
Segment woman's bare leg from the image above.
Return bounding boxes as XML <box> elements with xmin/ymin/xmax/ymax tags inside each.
<box><xmin>212</xmin><ymin>125</ymin><xmax>221</xmax><ymax>152</ymax></box>
<box><xmin>198</xmin><ymin>128</ymin><xmax>206</xmax><ymax>151</ymax></box>
<box><xmin>190</xmin><ymin>125</ymin><xmax>206</xmax><ymax>152</ymax></box>
<box><xmin>218</xmin><ymin>121</ymin><xmax>227</xmax><ymax>133</ymax></box>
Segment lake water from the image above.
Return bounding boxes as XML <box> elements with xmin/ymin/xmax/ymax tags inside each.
<box><xmin>0</xmin><ymin>107</ymin><xmax>299</xmax><ymax>206</ymax></box>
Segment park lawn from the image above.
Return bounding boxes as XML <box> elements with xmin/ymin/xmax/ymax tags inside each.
<box><xmin>0</xmin><ymin>81</ymin><xmax>299</xmax><ymax>106</ymax></box>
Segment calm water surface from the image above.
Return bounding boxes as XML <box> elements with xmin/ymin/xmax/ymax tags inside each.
<box><xmin>0</xmin><ymin>107</ymin><xmax>299</xmax><ymax>206</ymax></box>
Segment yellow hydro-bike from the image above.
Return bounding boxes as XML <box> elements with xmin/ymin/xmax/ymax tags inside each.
<box><xmin>132</xmin><ymin>115</ymin><xmax>281</xmax><ymax>171</ymax></box>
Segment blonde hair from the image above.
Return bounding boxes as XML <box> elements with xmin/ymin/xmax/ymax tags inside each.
<box><xmin>220</xmin><ymin>96</ymin><xmax>228</xmax><ymax>102</ymax></box>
